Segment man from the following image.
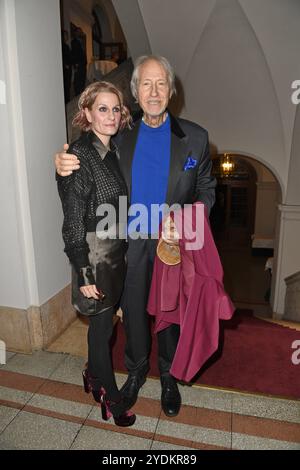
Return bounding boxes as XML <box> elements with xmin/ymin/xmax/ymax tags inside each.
<box><xmin>61</xmin><ymin>30</ymin><xmax>72</xmax><ymax>104</ymax></box>
<box><xmin>55</xmin><ymin>55</ymin><xmax>216</xmax><ymax>417</ymax></box>
<box><xmin>71</xmin><ymin>27</ymin><xmax>87</xmax><ymax>96</ymax></box>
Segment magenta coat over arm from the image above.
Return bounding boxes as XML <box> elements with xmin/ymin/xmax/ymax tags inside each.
<box><xmin>147</xmin><ymin>203</ymin><xmax>235</xmax><ymax>382</ymax></box>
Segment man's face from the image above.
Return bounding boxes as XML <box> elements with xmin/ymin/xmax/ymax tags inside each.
<box><xmin>137</xmin><ymin>59</ymin><xmax>171</xmax><ymax>118</ymax></box>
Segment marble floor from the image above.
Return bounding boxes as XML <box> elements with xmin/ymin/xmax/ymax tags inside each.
<box><xmin>1</xmin><ymin>247</ymin><xmax>299</xmax><ymax>450</ymax></box>
<box><xmin>0</xmin><ymin>350</ymin><xmax>299</xmax><ymax>450</ymax></box>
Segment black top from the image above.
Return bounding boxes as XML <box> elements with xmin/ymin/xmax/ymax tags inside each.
<box><xmin>57</xmin><ymin>131</ymin><xmax>127</xmax><ymax>273</ymax></box>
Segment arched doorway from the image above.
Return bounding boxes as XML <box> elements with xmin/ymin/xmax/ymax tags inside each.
<box><xmin>211</xmin><ymin>154</ymin><xmax>281</xmax><ymax>312</ymax></box>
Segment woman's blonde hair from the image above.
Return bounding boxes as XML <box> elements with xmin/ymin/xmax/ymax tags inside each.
<box><xmin>72</xmin><ymin>81</ymin><xmax>132</xmax><ymax>131</ymax></box>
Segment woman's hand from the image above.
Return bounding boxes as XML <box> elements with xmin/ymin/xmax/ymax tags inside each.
<box><xmin>55</xmin><ymin>143</ymin><xmax>80</xmax><ymax>176</ymax></box>
<box><xmin>79</xmin><ymin>284</ymin><xmax>105</xmax><ymax>300</ymax></box>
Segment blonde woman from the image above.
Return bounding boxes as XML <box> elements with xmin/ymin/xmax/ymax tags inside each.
<box><xmin>57</xmin><ymin>81</ymin><xmax>135</xmax><ymax>427</ymax></box>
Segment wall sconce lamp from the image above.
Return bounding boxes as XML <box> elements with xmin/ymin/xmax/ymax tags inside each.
<box><xmin>221</xmin><ymin>153</ymin><xmax>234</xmax><ymax>176</ymax></box>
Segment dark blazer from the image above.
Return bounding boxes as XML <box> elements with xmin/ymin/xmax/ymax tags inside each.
<box><xmin>116</xmin><ymin>113</ymin><xmax>216</xmax><ymax>213</ymax></box>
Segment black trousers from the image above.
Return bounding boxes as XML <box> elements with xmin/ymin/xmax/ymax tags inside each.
<box><xmin>121</xmin><ymin>238</ymin><xmax>180</xmax><ymax>376</ymax></box>
<box><xmin>87</xmin><ymin>307</ymin><xmax>121</xmax><ymax>402</ymax></box>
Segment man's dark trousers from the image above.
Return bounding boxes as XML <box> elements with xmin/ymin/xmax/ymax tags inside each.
<box><xmin>121</xmin><ymin>237</ymin><xmax>180</xmax><ymax>376</ymax></box>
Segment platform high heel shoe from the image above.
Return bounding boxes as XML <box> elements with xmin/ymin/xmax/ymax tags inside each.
<box><xmin>82</xmin><ymin>369</ymin><xmax>136</xmax><ymax>427</ymax></box>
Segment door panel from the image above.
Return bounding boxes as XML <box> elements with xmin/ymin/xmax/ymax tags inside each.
<box><xmin>211</xmin><ymin>181</ymin><xmax>255</xmax><ymax>247</ymax></box>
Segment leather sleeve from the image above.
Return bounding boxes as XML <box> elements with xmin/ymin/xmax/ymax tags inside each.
<box><xmin>194</xmin><ymin>131</ymin><xmax>216</xmax><ymax>214</ymax></box>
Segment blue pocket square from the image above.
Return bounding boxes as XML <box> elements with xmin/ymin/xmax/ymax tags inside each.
<box><xmin>183</xmin><ymin>156</ymin><xmax>197</xmax><ymax>171</ymax></box>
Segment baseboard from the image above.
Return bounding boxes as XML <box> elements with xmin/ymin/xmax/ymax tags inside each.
<box><xmin>0</xmin><ymin>285</ymin><xmax>77</xmax><ymax>354</ymax></box>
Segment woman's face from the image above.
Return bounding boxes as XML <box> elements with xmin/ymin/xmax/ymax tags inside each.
<box><xmin>85</xmin><ymin>92</ymin><xmax>121</xmax><ymax>145</ymax></box>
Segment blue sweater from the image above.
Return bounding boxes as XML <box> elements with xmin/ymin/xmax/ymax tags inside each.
<box><xmin>129</xmin><ymin>115</ymin><xmax>171</xmax><ymax>234</ymax></box>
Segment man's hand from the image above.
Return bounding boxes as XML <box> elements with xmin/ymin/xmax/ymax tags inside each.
<box><xmin>55</xmin><ymin>143</ymin><xmax>80</xmax><ymax>176</ymax></box>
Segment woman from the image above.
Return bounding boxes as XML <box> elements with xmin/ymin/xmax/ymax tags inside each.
<box><xmin>57</xmin><ymin>81</ymin><xmax>135</xmax><ymax>427</ymax></box>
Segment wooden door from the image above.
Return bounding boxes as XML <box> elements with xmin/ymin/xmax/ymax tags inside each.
<box><xmin>210</xmin><ymin>158</ymin><xmax>256</xmax><ymax>247</ymax></box>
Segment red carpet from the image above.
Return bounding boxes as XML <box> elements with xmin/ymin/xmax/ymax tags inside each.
<box><xmin>111</xmin><ymin>310</ymin><xmax>300</xmax><ymax>399</ymax></box>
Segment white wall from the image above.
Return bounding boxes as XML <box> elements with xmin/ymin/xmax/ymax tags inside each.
<box><xmin>14</xmin><ymin>0</ymin><xmax>71</xmax><ymax>306</ymax></box>
<box><xmin>112</xmin><ymin>0</ymin><xmax>151</xmax><ymax>59</ymax></box>
<box><xmin>254</xmin><ymin>182</ymin><xmax>280</xmax><ymax>239</ymax></box>
<box><xmin>272</xmin><ymin>206</ymin><xmax>300</xmax><ymax>315</ymax></box>
<box><xmin>182</xmin><ymin>0</ymin><xmax>286</xmax><ymax>193</ymax></box>
<box><xmin>0</xmin><ymin>0</ymin><xmax>71</xmax><ymax>309</ymax></box>
<box><xmin>243</xmin><ymin>159</ymin><xmax>281</xmax><ymax>240</ymax></box>
<box><xmin>138</xmin><ymin>0</ymin><xmax>216</xmax><ymax>81</ymax></box>
<box><xmin>286</xmin><ymin>104</ymin><xmax>300</xmax><ymax>205</ymax></box>
<box><xmin>239</xmin><ymin>0</ymin><xmax>300</xmax><ymax>173</ymax></box>
<box><xmin>0</xmin><ymin>0</ymin><xmax>28</xmax><ymax>308</ymax></box>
